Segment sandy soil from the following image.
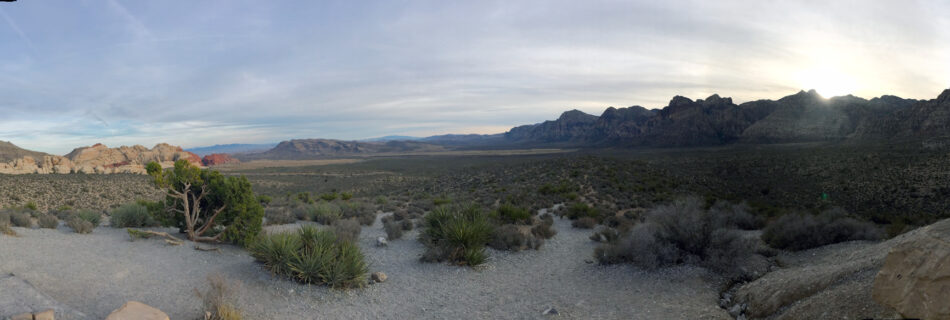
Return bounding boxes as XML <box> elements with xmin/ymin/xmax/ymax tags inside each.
<box><xmin>0</xmin><ymin>216</ymin><xmax>728</xmax><ymax>319</ymax></box>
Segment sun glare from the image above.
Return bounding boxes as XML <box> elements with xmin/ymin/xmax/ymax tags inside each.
<box><xmin>797</xmin><ymin>67</ymin><xmax>858</xmax><ymax>98</ymax></box>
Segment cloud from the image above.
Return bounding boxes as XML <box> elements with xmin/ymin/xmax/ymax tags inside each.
<box><xmin>0</xmin><ymin>0</ymin><xmax>948</xmax><ymax>153</ymax></box>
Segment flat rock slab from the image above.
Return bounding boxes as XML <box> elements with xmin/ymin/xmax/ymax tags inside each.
<box><xmin>105</xmin><ymin>301</ymin><xmax>169</xmax><ymax>320</ymax></box>
<box><xmin>0</xmin><ymin>273</ymin><xmax>87</xmax><ymax>320</ymax></box>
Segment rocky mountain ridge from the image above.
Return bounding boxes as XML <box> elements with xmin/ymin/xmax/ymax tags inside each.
<box><xmin>0</xmin><ymin>143</ymin><xmax>201</xmax><ymax>175</ymax></box>
<box><xmin>238</xmin><ymin>139</ymin><xmax>446</xmax><ymax>160</ymax></box>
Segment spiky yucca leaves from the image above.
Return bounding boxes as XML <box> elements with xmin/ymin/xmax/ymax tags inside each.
<box><xmin>250</xmin><ymin>226</ymin><xmax>368</xmax><ymax>289</ymax></box>
<box><xmin>420</xmin><ymin>204</ymin><xmax>494</xmax><ymax>266</ymax></box>
<box><xmin>249</xmin><ymin>232</ymin><xmax>302</xmax><ymax>276</ymax></box>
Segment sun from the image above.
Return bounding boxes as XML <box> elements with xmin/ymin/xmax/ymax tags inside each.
<box><xmin>797</xmin><ymin>67</ymin><xmax>858</xmax><ymax>98</ymax></box>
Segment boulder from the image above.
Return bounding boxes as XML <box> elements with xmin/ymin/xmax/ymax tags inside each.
<box><xmin>872</xmin><ymin>218</ymin><xmax>950</xmax><ymax>320</ymax></box>
<box><xmin>105</xmin><ymin>301</ymin><xmax>169</xmax><ymax>320</ymax></box>
<box><xmin>376</xmin><ymin>236</ymin><xmax>388</xmax><ymax>247</ymax></box>
<box><xmin>202</xmin><ymin>153</ymin><xmax>239</xmax><ymax>166</ymax></box>
<box><xmin>371</xmin><ymin>272</ymin><xmax>387</xmax><ymax>283</ymax></box>
<box><xmin>34</xmin><ymin>309</ymin><xmax>55</xmax><ymax>320</ymax></box>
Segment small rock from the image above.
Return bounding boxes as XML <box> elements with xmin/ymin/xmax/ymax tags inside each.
<box><xmin>376</xmin><ymin>237</ymin><xmax>388</xmax><ymax>247</ymax></box>
<box><xmin>35</xmin><ymin>309</ymin><xmax>55</xmax><ymax>320</ymax></box>
<box><xmin>106</xmin><ymin>301</ymin><xmax>169</xmax><ymax>320</ymax></box>
<box><xmin>372</xmin><ymin>271</ymin><xmax>388</xmax><ymax>283</ymax></box>
<box><xmin>728</xmin><ymin>304</ymin><xmax>743</xmax><ymax>318</ymax></box>
<box><xmin>542</xmin><ymin>307</ymin><xmax>559</xmax><ymax>315</ymax></box>
<box><xmin>10</xmin><ymin>313</ymin><xmax>33</xmax><ymax>320</ymax></box>
<box><xmin>584</xmin><ymin>259</ymin><xmax>594</xmax><ymax>264</ymax></box>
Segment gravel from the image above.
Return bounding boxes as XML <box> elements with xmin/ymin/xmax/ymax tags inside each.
<box><xmin>0</xmin><ymin>215</ymin><xmax>728</xmax><ymax>319</ymax></box>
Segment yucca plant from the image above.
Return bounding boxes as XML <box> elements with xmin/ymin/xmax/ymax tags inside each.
<box><xmin>420</xmin><ymin>204</ymin><xmax>494</xmax><ymax>266</ymax></box>
<box><xmin>249</xmin><ymin>233</ymin><xmax>302</xmax><ymax>276</ymax></box>
<box><xmin>250</xmin><ymin>226</ymin><xmax>368</xmax><ymax>289</ymax></box>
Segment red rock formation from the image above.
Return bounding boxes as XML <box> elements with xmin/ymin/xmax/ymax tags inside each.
<box><xmin>201</xmin><ymin>153</ymin><xmax>239</xmax><ymax>166</ymax></box>
<box><xmin>183</xmin><ymin>151</ymin><xmax>202</xmax><ymax>165</ymax></box>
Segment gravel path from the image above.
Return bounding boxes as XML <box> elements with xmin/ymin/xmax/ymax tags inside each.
<box><xmin>0</xmin><ymin>215</ymin><xmax>728</xmax><ymax>319</ymax></box>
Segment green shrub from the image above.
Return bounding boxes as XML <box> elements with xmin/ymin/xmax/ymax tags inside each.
<box><xmin>564</xmin><ymin>202</ymin><xmax>600</xmax><ymax>220</ymax></box>
<box><xmin>77</xmin><ymin>210</ymin><xmax>102</xmax><ymax>227</ymax></box>
<box><xmin>340</xmin><ymin>201</ymin><xmax>375</xmax><ymax>226</ymax></box>
<box><xmin>38</xmin><ymin>214</ymin><xmax>59</xmax><ymax>229</ymax></box>
<box><xmin>313</xmin><ymin>202</ymin><xmax>342</xmax><ymax>225</ymax></box>
<box><xmin>432</xmin><ymin>196</ymin><xmax>452</xmax><ymax>206</ymax></box>
<box><xmin>340</xmin><ymin>192</ymin><xmax>353</xmax><ymax>201</ymax></box>
<box><xmin>489</xmin><ymin>224</ymin><xmax>542</xmax><ymax>251</ymax></box>
<box><xmin>258</xmin><ymin>195</ymin><xmax>273</xmax><ymax>206</ymax></box>
<box><xmin>10</xmin><ymin>211</ymin><xmax>32</xmax><ymax>227</ymax></box>
<box><xmin>419</xmin><ymin>205</ymin><xmax>494</xmax><ymax>266</ymax></box>
<box><xmin>67</xmin><ymin>217</ymin><xmax>94</xmax><ymax>234</ymax></box>
<box><xmin>25</xmin><ymin>201</ymin><xmax>38</xmax><ymax>211</ymax></box>
<box><xmin>296</xmin><ymin>192</ymin><xmax>313</xmax><ymax>204</ymax></box>
<box><xmin>136</xmin><ymin>200</ymin><xmax>170</xmax><ymax>226</ymax></box>
<box><xmin>249</xmin><ymin>226</ymin><xmax>368</xmax><ymax>289</ymax></box>
<box><xmin>320</xmin><ymin>192</ymin><xmax>338</xmax><ymax>201</ymax></box>
<box><xmin>374</xmin><ymin>196</ymin><xmax>388</xmax><ymax>205</ymax></box>
<box><xmin>111</xmin><ymin>204</ymin><xmax>157</xmax><ymax>228</ymax></box>
<box><xmin>762</xmin><ymin>208</ymin><xmax>883</xmax><ymax>251</ymax></box>
<box><xmin>491</xmin><ymin>204</ymin><xmax>531</xmax><ymax>224</ymax></box>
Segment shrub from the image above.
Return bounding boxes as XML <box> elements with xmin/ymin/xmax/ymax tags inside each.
<box><xmin>374</xmin><ymin>196</ymin><xmax>388</xmax><ymax>205</ymax></box>
<box><xmin>400</xmin><ymin>219</ymin><xmax>414</xmax><ymax>231</ymax></box>
<box><xmin>572</xmin><ymin>217</ymin><xmax>597</xmax><ymax>229</ymax></box>
<box><xmin>313</xmin><ymin>202</ymin><xmax>342</xmax><ymax>225</ymax></box>
<box><xmin>264</xmin><ymin>207</ymin><xmax>296</xmax><ymax>225</ymax></box>
<box><xmin>709</xmin><ymin>200</ymin><xmax>763</xmax><ymax>230</ymax></box>
<box><xmin>531</xmin><ymin>218</ymin><xmax>557</xmax><ymax>239</ymax></box>
<box><xmin>432</xmin><ymin>196</ymin><xmax>452</xmax><ymax>206</ymax></box>
<box><xmin>38</xmin><ymin>214</ymin><xmax>59</xmax><ymax>229</ymax></box>
<box><xmin>762</xmin><ymin>208</ymin><xmax>883</xmax><ymax>251</ymax></box>
<box><xmin>420</xmin><ymin>205</ymin><xmax>494</xmax><ymax>266</ymax></box>
<box><xmin>196</xmin><ymin>274</ymin><xmax>244</xmax><ymax>320</ymax></box>
<box><xmin>0</xmin><ymin>211</ymin><xmax>15</xmax><ymax>236</ymax></box>
<box><xmin>491</xmin><ymin>204</ymin><xmax>532</xmax><ymax>224</ymax></box>
<box><xmin>10</xmin><ymin>211</ymin><xmax>32</xmax><ymax>227</ymax></box>
<box><xmin>564</xmin><ymin>202</ymin><xmax>600</xmax><ymax>221</ymax></box>
<box><xmin>340</xmin><ymin>192</ymin><xmax>353</xmax><ymax>201</ymax></box>
<box><xmin>67</xmin><ymin>217</ymin><xmax>94</xmax><ymax>234</ymax></box>
<box><xmin>75</xmin><ymin>210</ymin><xmax>102</xmax><ymax>227</ymax></box>
<box><xmin>249</xmin><ymin>226</ymin><xmax>368</xmax><ymax>289</ymax></box>
<box><xmin>383</xmin><ymin>219</ymin><xmax>404</xmax><ymax>240</ymax></box>
<box><xmin>150</xmin><ymin>160</ymin><xmax>264</xmax><ymax>247</ymax></box>
<box><xmin>25</xmin><ymin>201</ymin><xmax>38</xmax><ymax>211</ymax></box>
<box><xmin>136</xmin><ymin>200</ymin><xmax>170</xmax><ymax>227</ymax></box>
<box><xmin>111</xmin><ymin>204</ymin><xmax>157</xmax><ymax>228</ymax></box>
<box><xmin>341</xmin><ymin>201</ymin><xmax>375</xmax><ymax>226</ymax></box>
<box><xmin>331</xmin><ymin>218</ymin><xmax>361</xmax><ymax>243</ymax></box>
<box><xmin>257</xmin><ymin>195</ymin><xmax>273</xmax><ymax>207</ymax></box>
<box><xmin>489</xmin><ymin>224</ymin><xmax>540</xmax><ymax>251</ymax></box>
<box><xmin>320</xmin><ymin>192</ymin><xmax>338</xmax><ymax>201</ymax></box>
<box><xmin>594</xmin><ymin>197</ymin><xmax>757</xmax><ymax>280</ymax></box>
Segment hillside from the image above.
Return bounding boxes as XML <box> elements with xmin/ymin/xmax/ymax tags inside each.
<box><xmin>0</xmin><ymin>141</ymin><xmax>49</xmax><ymax>162</ymax></box>
<box><xmin>239</xmin><ymin>139</ymin><xmax>446</xmax><ymax>160</ymax></box>
<box><xmin>185</xmin><ymin>143</ymin><xmax>277</xmax><ymax>157</ymax></box>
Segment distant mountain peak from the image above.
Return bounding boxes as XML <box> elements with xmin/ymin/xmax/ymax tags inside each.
<box><xmin>557</xmin><ymin>109</ymin><xmax>597</xmax><ymax>122</ymax></box>
<box><xmin>937</xmin><ymin>89</ymin><xmax>950</xmax><ymax>103</ymax></box>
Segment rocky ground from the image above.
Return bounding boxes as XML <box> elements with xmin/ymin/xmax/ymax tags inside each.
<box><xmin>0</xmin><ymin>215</ymin><xmax>728</xmax><ymax>319</ymax></box>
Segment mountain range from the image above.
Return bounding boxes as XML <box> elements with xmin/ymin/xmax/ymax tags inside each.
<box><xmin>3</xmin><ymin>88</ymin><xmax>950</xmax><ymax>171</ymax></box>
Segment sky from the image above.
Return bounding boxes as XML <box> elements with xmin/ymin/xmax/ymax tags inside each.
<box><xmin>1</xmin><ymin>0</ymin><xmax>949</xmax><ymax>154</ymax></box>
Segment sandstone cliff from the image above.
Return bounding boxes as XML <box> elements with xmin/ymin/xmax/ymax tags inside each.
<box><xmin>0</xmin><ymin>143</ymin><xmax>201</xmax><ymax>175</ymax></box>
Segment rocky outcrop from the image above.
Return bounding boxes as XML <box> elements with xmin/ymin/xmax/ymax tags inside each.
<box><xmin>202</xmin><ymin>153</ymin><xmax>239</xmax><ymax>166</ymax></box>
<box><xmin>872</xmin><ymin>218</ymin><xmax>950</xmax><ymax>320</ymax></box>
<box><xmin>0</xmin><ymin>143</ymin><xmax>201</xmax><ymax>175</ymax></box>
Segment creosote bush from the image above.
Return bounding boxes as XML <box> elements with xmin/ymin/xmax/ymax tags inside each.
<box><xmin>110</xmin><ymin>203</ymin><xmax>157</xmax><ymax>228</ymax></box>
<box><xmin>762</xmin><ymin>208</ymin><xmax>883</xmax><ymax>251</ymax></box>
<box><xmin>10</xmin><ymin>211</ymin><xmax>32</xmax><ymax>228</ymax></box>
<box><xmin>383</xmin><ymin>218</ymin><xmax>404</xmax><ymax>240</ymax></box>
<box><xmin>0</xmin><ymin>211</ymin><xmax>15</xmax><ymax>236</ymax></box>
<box><xmin>249</xmin><ymin>226</ymin><xmax>368</xmax><ymax>289</ymax></box>
<box><xmin>37</xmin><ymin>214</ymin><xmax>59</xmax><ymax>229</ymax></box>
<box><xmin>331</xmin><ymin>218</ymin><xmax>361</xmax><ymax>243</ymax></box>
<box><xmin>419</xmin><ymin>205</ymin><xmax>493</xmax><ymax>266</ymax></box>
<box><xmin>594</xmin><ymin>197</ymin><xmax>758</xmax><ymax>280</ymax></box>
<box><xmin>572</xmin><ymin>216</ymin><xmax>597</xmax><ymax>229</ymax></box>
<box><xmin>77</xmin><ymin>210</ymin><xmax>102</xmax><ymax>227</ymax></box>
<box><xmin>264</xmin><ymin>207</ymin><xmax>296</xmax><ymax>225</ymax></box>
<box><xmin>67</xmin><ymin>217</ymin><xmax>94</xmax><ymax>234</ymax></box>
